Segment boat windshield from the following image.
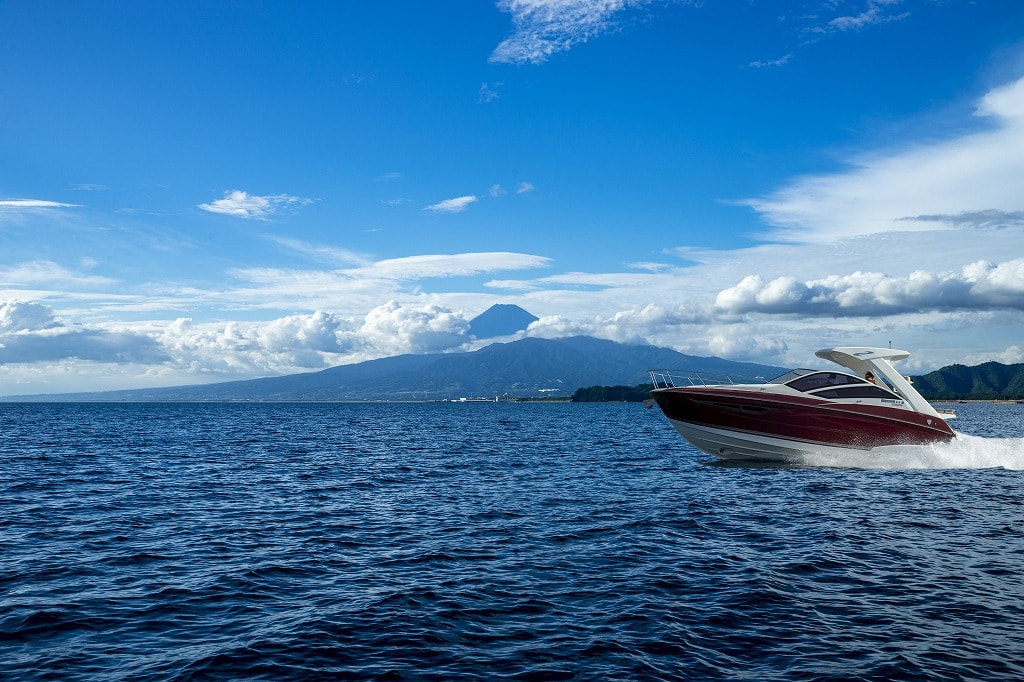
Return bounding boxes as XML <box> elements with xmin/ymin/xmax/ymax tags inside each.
<box><xmin>768</xmin><ymin>368</ymin><xmax>814</xmax><ymax>384</ymax></box>
<box><xmin>785</xmin><ymin>371</ymin><xmax>867</xmax><ymax>392</ymax></box>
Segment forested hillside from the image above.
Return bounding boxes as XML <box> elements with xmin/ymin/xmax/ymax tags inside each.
<box><xmin>913</xmin><ymin>362</ymin><xmax>1024</xmax><ymax>400</ymax></box>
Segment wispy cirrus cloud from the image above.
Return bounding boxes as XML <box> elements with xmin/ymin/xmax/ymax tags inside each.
<box><xmin>198</xmin><ymin>190</ymin><xmax>314</xmax><ymax>220</ymax></box>
<box><xmin>0</xmin><ymin>199</ymin><xmax>80</xmax><ymax>209</ymax></box>
<box><xmin>749</xmin><ymin>53</ymin><xmax>792</xmax><ymax>69</ymax></box>
<box><xmin>268</xmin><ymin>236</ymin><xmax>371</xmax><ymax>267</ymax></box>
<box><xmin>824</xmin><ymin>0</ymin><xmax>909</xmax><ymax>33</ymax></box>
<box><xmin>364</xmin><ymin>252</ymin><xmax>550</xmax><ymax>279</ymax></box>
<box><xmin>214</xmin><ymin>251</ymin><xmax>553</xmax><ymax>313</ymax></box>
<box><xmin>479</xmin><ymin>81</ymin><xmax>502</xmax><ymax>103</ymax></box>
<box><xmin>899</xmin><ymin>209</ymin><xmax>1024</xmax><ymax>230</ymax></box>
<box><xmin>424</xmin><ymin>195</ymin><xmax>477</xmax><ymax>213</ymax></box>
<box><xmin>742</xmin><ymin>74</ymin><xmax>1024</xmax><ymax>243</ymax></box>
<box><xmin>231</xmin><ymin>251</ymin><xmax>551</xmax><ymax>287</ymax></box>
<box><xmin>0</xmin><ymin>260</ymin><xmax>115</xmax><ymax>288</ymax></box>
<box><xmin>490</xmin><ymin>0</ymin><xmax>652</xmax><ymax>65</ymax></box>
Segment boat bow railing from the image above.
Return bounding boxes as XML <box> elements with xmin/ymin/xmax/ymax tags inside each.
<box><xmin>648</xmin><ymin>369</ymin><xmax>768</xmax><ymax>390</ymax></box>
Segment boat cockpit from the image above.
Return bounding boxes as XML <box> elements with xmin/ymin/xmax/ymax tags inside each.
<box><xmin>772</xmin><ymin>369</ymin><xmax>904</xmax><ymax>402</ymax></box>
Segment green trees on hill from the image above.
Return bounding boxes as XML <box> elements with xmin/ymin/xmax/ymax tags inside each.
<box><xmin>912</xmin><ymin>362</ymin><xmax>1024</xmax><ymax>400</ymax></box>
<box><xmin>571</xmin><ymin>384</ymin><xmax>654</xmax><ymax>402</ymax></box>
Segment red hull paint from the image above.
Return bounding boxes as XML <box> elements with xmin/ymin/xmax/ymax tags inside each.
<box><xmin>652</xmin><ymin>387</ymin><xmax>955</xmax><ymax>450</ymax></box>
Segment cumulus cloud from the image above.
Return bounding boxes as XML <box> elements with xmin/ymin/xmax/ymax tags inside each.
<box><xmin>0</xmin><ymin>300</ymin><xmax>167</xmax><ymax>365</ymax></box>
<box><xmin>0</xmin><ymin>300</ymin><xmax>59</xmax><ymax>332</ymax></box>
<box><xmin>359</xmin><ymin>301</ymin><xmax>470</xmax><ymax>355</ymax></box>
<box><xmin>490</xmin><ymin>0</ymin><xmax>651</xmax><ymax>65</ymax></box>
<box><xmin>743</xmin><ymin>74</ymin><xmax>1024</xmax><ymax>243</ymax></box>
<box><xmin>528</xmin><ymin>303</ymin><xmax>713</xmax><ymax>346</ymax></box>
<box><xmin>967</xmin><ymin>345</ymin><xmax>1024</xmax><ymax>366</ymax></box>
<box><xmin>198</xmin><ymin>190</ymin><xmax>314</xmax><ymax>220</ymax></box>
<box><xmin>149</xmin><ymin>304</ymin><xmax>473</xmax><ymax>378</ymax></box>
<box><xmin>714</xmin><ymin>259</ymin><xmax>1024</xmax><ymax>316</ymax></box>
<box><xmin>424</xmin><ymin>195</ymin><xmax>477</xmax><ymax>213</ymax></box>
<box><xmin>159</xmin><ymin>311</ymin><xmax>359</xmax><ymax>372</ymax></box>
<box><xmin>517</xmin><ymin>182</ymin><xmax>536</xmax><ymax>194</ymax></box>
<box><xmin>0</xmin><ymin>329</ymin><xmax>169</xmax><ymax>365</ymax></box>
<box><xmin>705</xmin><ymin>327</ymin><xmax>790</xmax><ymax>364</ymax></box>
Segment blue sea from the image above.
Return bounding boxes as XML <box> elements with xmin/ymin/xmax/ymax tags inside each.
<box><xmin>3</xmin><ymin>401</ymin><xmax>1024</xmax><ymax>680</ymax></box>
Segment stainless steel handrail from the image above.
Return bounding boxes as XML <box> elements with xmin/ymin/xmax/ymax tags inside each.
<box><xmin>648</xmin><ymin>369</ymin><xmax>765</xmax><ymax>390</ymax></box>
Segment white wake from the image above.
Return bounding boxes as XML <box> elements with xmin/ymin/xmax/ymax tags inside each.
<box><xmin>798</xmin><ymin>432</ymin><xmax>1024</xmax><ymax>470</ymax></box>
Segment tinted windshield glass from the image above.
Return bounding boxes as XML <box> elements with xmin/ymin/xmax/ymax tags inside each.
<box><xmin>786</xmin><ymin>372</ymin><xmax>865</xmax><ymax>392</ymax></box>
<box><xmin>769</xmin><ymin>369</ymin><xmax>812</xmax><ymax>384</ymax></box>
<box><xmin>812</xmin><ymin>385</ymin><xmax>900</xmax><ymax>400</ymax></box>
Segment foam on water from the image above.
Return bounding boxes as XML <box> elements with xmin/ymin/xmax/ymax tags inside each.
<box><xmin>800</xmin><ymin>431</ymin><xmax>1024</xmax><ymax>470</ymax></box>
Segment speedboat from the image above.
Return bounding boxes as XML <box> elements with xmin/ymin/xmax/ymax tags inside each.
<box><xmin>648</xmin><ymin>347</ymin><xmax>956</xmax><ymax>461</ymax></box>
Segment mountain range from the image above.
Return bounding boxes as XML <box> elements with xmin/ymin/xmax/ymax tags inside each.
<box><xmin>5</xmin><ymin>335</ymin><xmax>787</xmax><ymax>402</ymax></box>
<box><xmin>4</xmin><ymin>301</ymin><xmax>1022</xmax><ymax>402</ymax></box>
<box><xmin>912</xmin><ymin>362</ymin><xmax>1024</xmax><ymax>400</ymax></box>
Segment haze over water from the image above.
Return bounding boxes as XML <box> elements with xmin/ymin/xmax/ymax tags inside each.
<box><xmin>3</xmin><ymin>401</ymin><xmax>1023</xmax><ymax>680</ymax></box>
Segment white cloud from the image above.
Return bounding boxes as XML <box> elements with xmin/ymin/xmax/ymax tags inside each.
<box><xmin>157</xmin><ymin>311</ymin><xmax>359</xmax><ymax>372</ymax></box>
<box><xmin>198</xmin><ymin>190</ymin><xmax>314</xmax><ymax>220</ymax></box>
<box><xmin>490</xmin><ymin>184</ymin><xmax>506</xmax><ymax>197</ymax></box>
<box><xmin>743</xmin><ymin>74</ymin><xmax>1024</xmax><ymax>243</ymax></box>
<box><xmin>0</xmin><ymin>260</ymin><xmax>115</xmax><ymax>288</ymax></box>
<box><xmin>365</xmin><ymin>252</ymin><xmax>551</xmax><ymax>279</ymax></box>
<box><xmin>479</xmin><ymin>81</ymin><xmax>502</xmax><ymax>103</ymax></box>
<box><xmin>0</xmin><ymin>300</ymin><xmax>59</xmax><ymax>332</ymax></box>
<box><xmin>826</xmin><ymin>0</ymin><xmax>909</xmax><ymax>32</ymax></box>
<box><xmin>135</xmin><ymin>304</ymin><xmax>471</xmax><ymax>380</ymax></box>
<box><xmin>360</xmin><ymin>301</ymin><xmax>469</xmax><ymax>354</ymax></box>
<box><xmin>209</xmin><ymin>251</ymin><xmax>553</xmax><ymax>315</ymax></box>
<box><xmin>517</xmin><ymin>181</ymin><xmax>536</xmax><ymax>194</ymax></box>
<box><xmin>0</xmin><ymin>299</ymin><xmax>167</xmax><ymax>366</ymax></box>
<box><xmin>490</xmin><ymin>0</ymin><xmax>651</xmax><ymax>65</ymax></box>
<box><xmin>705</xmin><ymin>326</ymin><xmax>790</xmax><ymax>364</ymax></box>
<box><xmin>714</xmin><ymin>258</ymin><xmax>1024</xmax><ymax>316</ymax></box>
<box><xmin>0</xmin><ymin>199</ymin><xmax>80</xmax><ymax>209</ymax></box>
<box><xmin>269</xmin><ymin>236</ymin><xmax>371</xmax><ymax>267</ymax></box>
<box><xmin>424</xmin><ymin>195</ymin><xmax>477</xmax><ymax>213</ymax></box>
<box><xmin>966</xmin><ymin>345</ymin><xmax>1024</xmax><ymax>366</ymax></box>
<box><xmin>749</xmin><ymin>53</ymin><xmax>792</xmax><ymax>69</ymax></box>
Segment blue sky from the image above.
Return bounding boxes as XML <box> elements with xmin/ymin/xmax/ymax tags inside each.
<box><xmin>2</xmin><ymin>0</ymin><xmax>1024</xmax><ymax>393</ymax></box>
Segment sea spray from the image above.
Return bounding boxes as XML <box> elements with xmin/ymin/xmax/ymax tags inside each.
<box><xmin>800</xmin><ymin>432</ymin><xmax>1024</xmax><ymax>470</ymax></box>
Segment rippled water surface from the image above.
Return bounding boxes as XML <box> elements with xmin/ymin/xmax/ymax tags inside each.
<box><xmin>3</xmin><ymin>401</ymin><xmax>1024</xmax><ymax>680</ymax></box>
